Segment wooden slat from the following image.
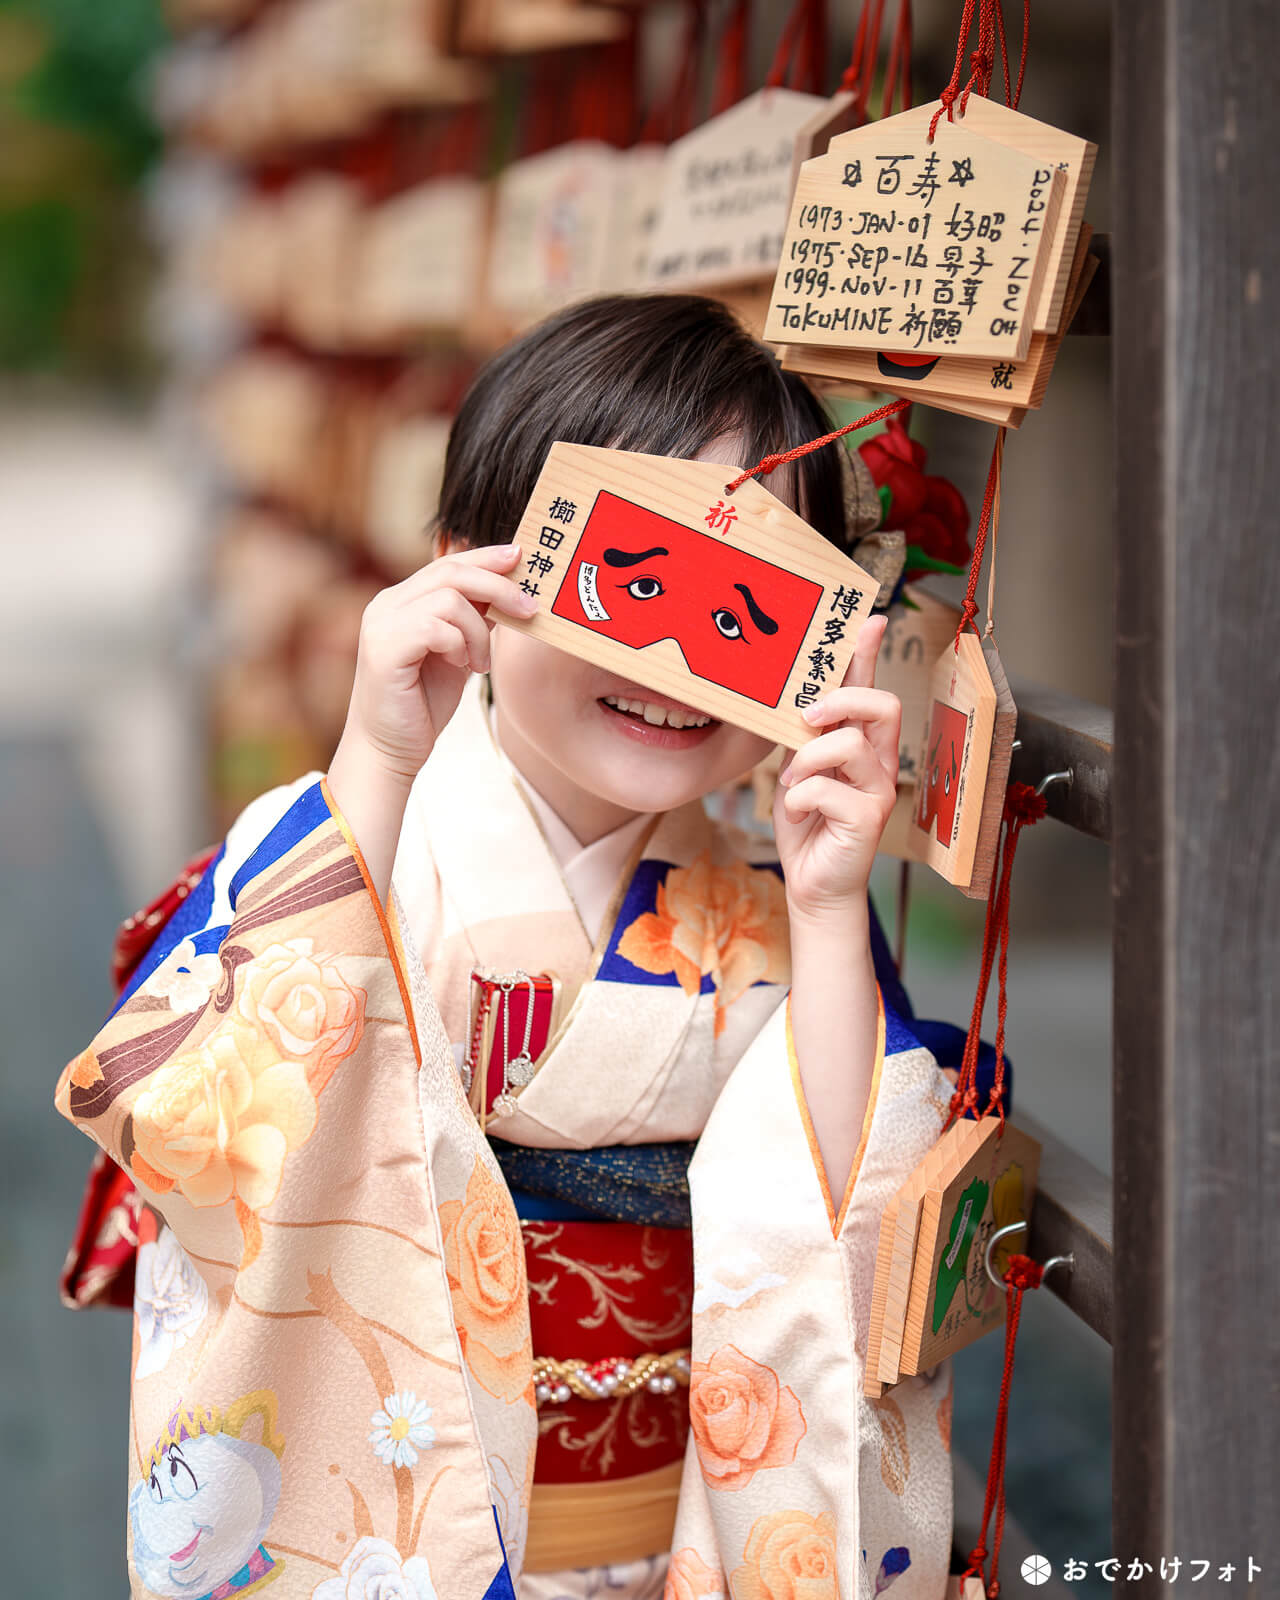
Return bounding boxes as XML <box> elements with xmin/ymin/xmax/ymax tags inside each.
<box><xmin>1015</xmin><ymin>1109</ymin><xmax>1113</xmax><ymax>1346</ymax></box>
<box><xmin>1113</xmin><ymin>0</ymin><xmax>1280</xmax><ymax>1586</ymax></box>
<box><xmin>1008</xmin><ymin>682</ymin><xmax>1112</xmax><ymax>840</ymax></box>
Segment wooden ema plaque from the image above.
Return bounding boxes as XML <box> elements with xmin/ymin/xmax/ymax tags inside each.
<box><xmin>610</xmin><ymin>143</ymin><xmax>667</xmax><ymax>290</ymax></box>
<box><xmin>787</xmin><ymin>88</ymin><xmax>865</xmax><ymax>196</ymax></box>
<box><xmin>777</xmin><ymin>224</ymin><xmax>1096</xmax><ymax>426</ymax></box>
<box><xmin>495</xmin><ymin>443</ymin><xmax>878</xmax><ymax>748</ymax></box>
<box><xmin>891</xmin><ymin>96</ymin><xmax>1097</xmax><ymax>336</ymax></box>
<box><xmin>907</xmin><ymin>633</ymin><xmax>1016</xmax><ymax>897</ymax></box>
<box><xmin>864</xmin><ymin>1115</ymin><xmax>1041</xmax><ymax>1396</ymax></box>
<box><xmin>780</xmin><ymin>366</ymin><xmax>1030</xmax><ymax>431</ymax></box>
<box><xmin>907</xmin><ymin>1116</ymin><xmax>1041</xmax><ymax>1374</ymax></box>
<box><xmin>365</xmin><ymin>414</ymin><xmax>451</xmax><ymax>578</ymax></box>
<box><xmin>765</xmin><ymin>112</ymin><xmax>1066</xmax><ymax>362</ymax></box>
<box><xmin>488</xmin><ymin>143</ymin><xmax>623</xmax><ymax>328</ymax></box>
<box><xmin>349</xmin><ymin>178</ymin><xmax>487</xmax><ymax>344</ymax></box>
<box><xmin>643</xmin><ymin>89</ymin><xmax>829</xmax><ymax>293</ymax></box>
<box><xmin>876</xmin><ymin>586</ymin><xmax>964</xmax><ymax>861</ymax></box>
<box><xmin>452</xmin><ymin>0</ymin><xmax>624</xmax><ymax>55</ymax></box>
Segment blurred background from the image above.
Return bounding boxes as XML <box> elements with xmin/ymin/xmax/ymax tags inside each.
<box><xmin>0</xmin><ymin>0</ymin><xmax>1112</xmax><ymax>1590</ymax></box>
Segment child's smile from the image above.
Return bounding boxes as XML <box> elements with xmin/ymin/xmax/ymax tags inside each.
<box><xmin>596</xmin><ymin>685</ymin><xmax>719</xmax><ymax>749</ymax></box>
<box><xmin>488</xmin><ymin>627</ymin><xmax>773</xmax><ymax>844</ymax></box>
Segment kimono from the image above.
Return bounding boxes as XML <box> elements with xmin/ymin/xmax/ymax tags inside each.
<box><xmin>55</xmin><ymin>674</ymin><xmax>959</xmax><ymax>1600</ymax></box>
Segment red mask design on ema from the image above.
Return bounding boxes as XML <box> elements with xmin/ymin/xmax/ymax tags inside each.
<box><xmin>916</xmin><ymin>699</ymin><xmax>969</xmax><ymax>846</ymax></box>
<box><xmin>550</xmin><ymin>491</ymin><xmax>822</xmax><ymax>707</ymax></box>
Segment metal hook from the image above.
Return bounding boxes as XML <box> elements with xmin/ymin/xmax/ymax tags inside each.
<box><xmin>1035</xmin><ymin>768</ymin><xmax>1073</xmax><ymax>797</ymax></box>
<box><xmin>983</xmin><ymin>1220</ymin><xmax>1075</xmax><ymax>1290</ymax></box>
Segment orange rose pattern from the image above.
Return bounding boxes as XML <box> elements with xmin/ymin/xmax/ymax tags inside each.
<box><xmin>689</xmin><ymin>1344</ymin><xmax>806</xmax><ymax>1492</ymax></box>
<box><xmin>439</xmin><ymin>1155</ymin><xmax>532</xmax><ymax>1404</ymax></box>
<box><xmin>617</xmin><ymin>852</ymin><xmax>789</xmax><ymax>1036</ymax></box>
<box><xmin>131</xmin><ymin>1032</ymin><xmax>316</xmax><ymax>1211</ymax></box>
<box><xmin>665</xmin><ymin>1547</ymin><xmax>725</xmax><ymax>1600</ymax></box>
<box><xmin>731</xmin><ymin>1509</ymin><xmax>839</xmax><ymax>1600</ymax></box>
<box><xmin>129</xmin><ymin>942</ymin><xmax>366</xmax><ymax>1218</ymax></box>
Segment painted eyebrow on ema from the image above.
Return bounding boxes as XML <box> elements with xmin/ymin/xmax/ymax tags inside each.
<box><xmin>733</xmin><ymin>583</ymin><xmax>779</xmax><ymax>635</ymax></box>
<box><xmin>602</xmin><ymin>546</ymin><xmax>669</xmax><ymax>567</ymax></box>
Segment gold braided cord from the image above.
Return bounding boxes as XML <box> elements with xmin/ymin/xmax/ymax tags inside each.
<box><xmin>533</xmin><ymin>1348</ymin><xmax>691</xmax><ymax>1402</ymax></box>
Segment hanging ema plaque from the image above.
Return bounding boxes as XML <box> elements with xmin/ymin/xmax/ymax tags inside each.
<box><xmin>864</xmin><ymin>1113</ymin><xmax>1042</xmax><ymax>1396</ymax></box>
<box><xmin>907</xmin><ymin>631</ymin><xmax>1017</xmax><ymax>896</ymax></box>
<box><xmin>643</xmin><ymin>88</ymin><xmax>829</xmax><ymax>293</ymax></box>
<box><xmin>764</xmin><ymin>109</ymin><xmax>1067</xmax><ymax>362</ymax></box>
<box><xmin>494</xmin><ymin>443</ymin><xmax>879</xmax><ymax>748</ymax></box>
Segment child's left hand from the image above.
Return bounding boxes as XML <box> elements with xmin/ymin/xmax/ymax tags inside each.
<box><xmin>773</xmin><ymin>614</ymin><xmax>901</xmax><ymax>924</ymax></box>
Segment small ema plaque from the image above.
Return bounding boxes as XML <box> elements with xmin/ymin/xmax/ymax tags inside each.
<box><xmin>908</xmin><ymin>632</ymin><xmax>1017</xmax><ymax>897</ymax></box>
<box><xmin>865</xmin><ymin>1114</ymin><xmax>1042</xmax><ymax>1396</ymax></box>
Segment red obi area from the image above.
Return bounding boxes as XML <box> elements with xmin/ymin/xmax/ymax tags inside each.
<box><xmin>60</xmin><ymin>1148</ymin><xmax>140</xmax><ymax>1309</ymax></box>
<box><xmin>522</xmin><ymin>1218</ymin><xmax>692</xmax><ymax>1484</ymax></box>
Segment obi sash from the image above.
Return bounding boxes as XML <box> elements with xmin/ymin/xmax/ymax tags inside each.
<box><xmin>493</xmin><ymin>1139</ymin><xmax>695</xmax><ymax>1569</ymax></box>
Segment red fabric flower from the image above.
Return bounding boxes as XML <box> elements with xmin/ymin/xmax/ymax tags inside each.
<box><xmin>858</xmin><ymin>418</ymin><xmax>972</xmax><ymax>577</ymax></box>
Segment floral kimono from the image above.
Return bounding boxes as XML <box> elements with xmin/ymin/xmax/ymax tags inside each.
<box><xmin>55</xmin><ymin>675</ymin><xmax>959</xmax><ymax>1600</ymax></box>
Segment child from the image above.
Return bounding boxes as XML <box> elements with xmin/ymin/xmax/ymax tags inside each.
<box><xmin>57</xmin><ymin>295</ymin><xmax>957</xmax><ymax>1600</ymax></box>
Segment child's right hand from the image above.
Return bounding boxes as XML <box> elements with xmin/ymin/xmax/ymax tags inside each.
<box><xmin>326</xmin><ymin>541</ymin><xmax>535</xmax><ymax>900</ymax></box>
<box><xmin>337</xmin><ymin>541</ymin><xmax>535</xmax><ymax>785</ymax></box>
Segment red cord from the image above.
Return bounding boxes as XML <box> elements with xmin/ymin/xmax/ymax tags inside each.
<box><xmin>711</xmin><ymin>0</ymin><xmax>751</xmax><ymax>115</ymax></box>
<box><xmin>952</xmin><ymin>427</ymin><xmax>1005</xmax><ymax>648</ymax></box>
<box><xmin>931</xmin><ymin>0</ymin><xmax>1032</xmax><ymax>138</ymax></box>
<box><xmin>858</xmin><ymin>0</ymin><xmax>889</xmax><ymax>109</ymax></box>
<box><xmin>765</xmin><ymin>0</ymin><xmax>827</xmax><ymax>94</ymax></box>
<box><xmin>800</xmin><ymin>0</ymin><xmax>832</xmax><ymax>96</ymax></box>
<box><xmin>765</xmin><ymin>0</ymin><xmax>805</xmax><ymax>89</ymax></box>
<box><xmin>881</xmin><ymin>0</ymin><xmax>913</xmax><ymax>119</ymax></box>
<box><xmin>840</xmin><ymin>0</ymin><xmax>872</xmax><ymax>94</ymax></box>
<box><xmin>1009</xmin><ymin>0</ymin><xmax>1030</xmax><ymax>110</ymax></box>
<box><xmin>928</xmin><ymin>0</ymin><xmax>978</xmax><ymax>139</ymax></box>
<box><xmin>723</xmin><ymin>399</ymin><xmax>909</xmax><ymax>495</ymax></box>
<box><xmin>640</xmin><ymin>0</ymin><xmax>704</xmax><ymax>145</ymax></box>
<box><xmin>963</xmin><ymin>1251</ymin><xmax>1045</xmax><ymax>1597</ymax></box>
<box><xmin>942</xmin><ymin>780</ymin><xmax>1046</xmax><ymax>1133</ymax></box>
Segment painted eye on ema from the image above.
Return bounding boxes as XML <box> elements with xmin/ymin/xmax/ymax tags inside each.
<box><xmin>712</xmin><ymin>607</ymin><xmax>745</xmax><ymax>641</ymax></box>
<box><xmin>624</xmin><ymin>575</ymin><xmax>664</xmax><ymax>600</ymax></box>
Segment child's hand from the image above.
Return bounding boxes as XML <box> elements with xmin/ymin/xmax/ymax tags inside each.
<box><xmin>336</xmin><ymin>541</ymin><xmax>535</xmax><ymax>786</ymax></box>
<box><xmin>327</xmin><ymin>542</ymin><xmax>534</xmax><ymax>900</ymax></box>
<box><xmin>772</xmin><ymin>614</ymin><xmax>900</xmax><ymax>926</ymax></box>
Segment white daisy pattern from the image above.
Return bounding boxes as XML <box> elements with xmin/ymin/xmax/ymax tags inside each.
<box><xmin>369</xmin><ymin>1390</ymin><xmax>435</xmax><ymax>1468</ymax></box>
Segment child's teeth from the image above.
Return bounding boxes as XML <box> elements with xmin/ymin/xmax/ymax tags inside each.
<box><xmin>603</xmin><ymin>695</ymin><xmax>711</xmax><ymax>730</ymax></box>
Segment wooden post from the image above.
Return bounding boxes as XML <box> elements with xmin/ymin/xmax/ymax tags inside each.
<box><xmin>1112</xmin><ymin>1</ymin><xmax>1279</xmax><ymax>1591</ymax></box>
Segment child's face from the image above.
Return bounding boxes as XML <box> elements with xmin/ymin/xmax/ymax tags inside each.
<box><xmin>482</xmin><ymin>432</ymin><xmax>780</xmax><ymax>824</ymax></box>
<box><xmin>489</xmin><ymin>625</ymin><xmax>776</xmax><ymax>817</ymax></box>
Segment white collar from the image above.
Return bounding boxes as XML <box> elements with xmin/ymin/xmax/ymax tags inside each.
<box><xmin>486</xmin><ymin>697</ymin><xmax>653</xmax><ymax>945</ymax></box>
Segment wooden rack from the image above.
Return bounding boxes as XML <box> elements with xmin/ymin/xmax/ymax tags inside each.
<box><xmin>954</xmin><ymin>1</ymin><xmax>1280</xmax><ymax>1573</ymax></box>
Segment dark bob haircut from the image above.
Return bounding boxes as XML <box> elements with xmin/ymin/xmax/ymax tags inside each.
<box><xmin>435</xmin><ymin>293</ymin><xmax>845</xmax><ymax>552</ymax></box>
